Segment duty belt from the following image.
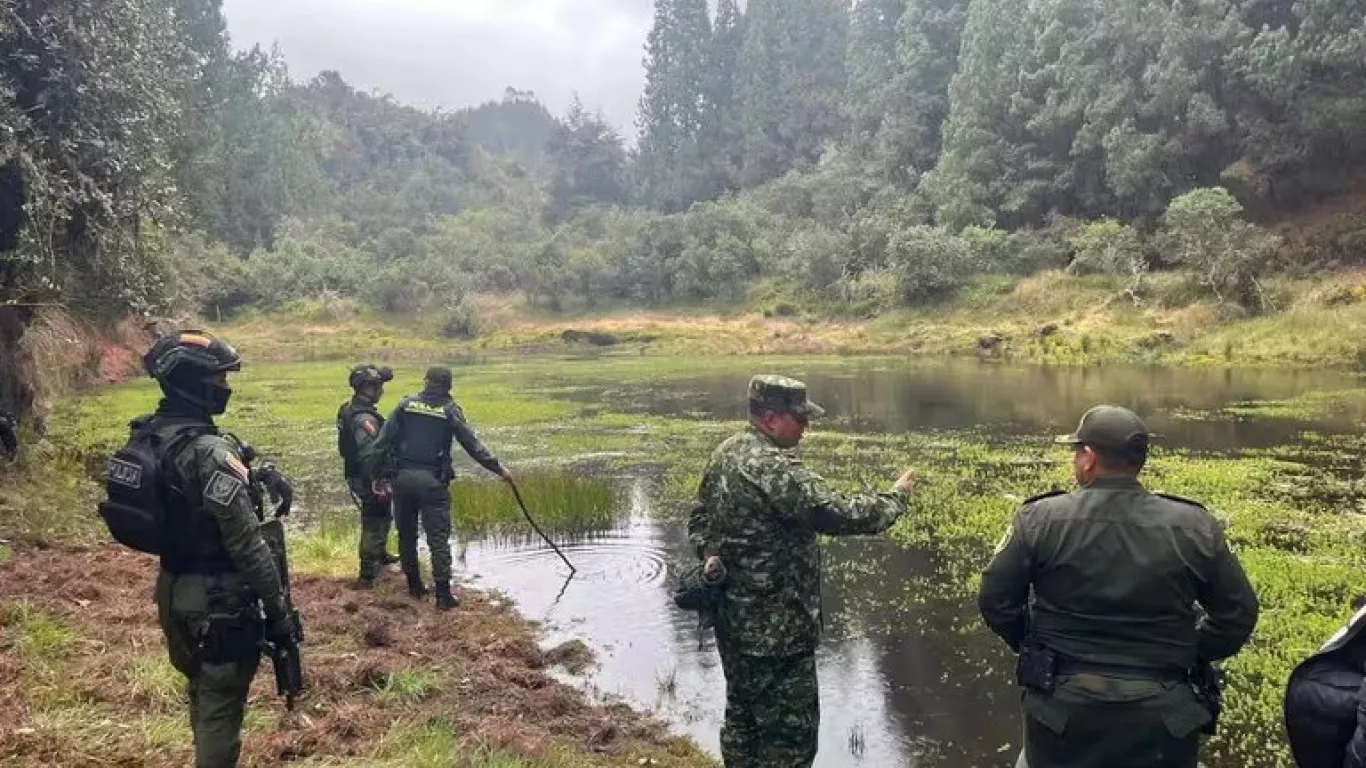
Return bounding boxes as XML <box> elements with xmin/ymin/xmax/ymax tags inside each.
<box><xmin>1057</xmin><ymin>659</ymin><xmax>1185</xmax><ymax>682</ymax></box>
<box><xmin>397</xmin><ymin>458</ymin><xmax>442</xmax><ymax>472</ymax></box>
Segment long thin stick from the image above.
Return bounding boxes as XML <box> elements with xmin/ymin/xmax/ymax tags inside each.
<box><xmin>507</xmin><ymin>480</ymin><xmax>576</xmax><ymax>574</ymax></box>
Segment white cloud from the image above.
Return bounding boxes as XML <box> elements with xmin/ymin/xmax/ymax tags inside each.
<box><xmin>222</xmin><ymin>0</ymin><xmax>653</xmax><ymax>131</ymax></box>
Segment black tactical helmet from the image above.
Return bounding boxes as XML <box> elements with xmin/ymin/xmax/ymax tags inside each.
<box><xmin>348</xmin><ymin>364</ymin><xmax>394</xmax><ymax>391</ymax></box>
<box><xmin>144</xmin><ymin>330</ymin><xmax>241</xmax><ymax>413</ymax></box>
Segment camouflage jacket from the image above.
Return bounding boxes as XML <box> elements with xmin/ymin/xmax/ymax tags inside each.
<box><xmin>689</xmin><ymin>426</ymin><xmax>908</xmax><ymax>657</ymax></box>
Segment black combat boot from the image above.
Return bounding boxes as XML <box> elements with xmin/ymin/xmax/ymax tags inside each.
<box><xmin>355</xmin><ymin>574</ymin><xmax>377</xmax><ymax>590</ymax></box>
<box><xmin>406</xmin><ymin>573</ymin><xmax>429</xmax><ymax>599</ymax></box>
<box><xmin>434</xmin><ymin>583</ymin><xmax>459</xmax><ymax>611</ymax></box>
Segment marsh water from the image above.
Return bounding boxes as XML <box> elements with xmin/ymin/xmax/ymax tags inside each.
<box><xmin>454</xmin><ymin>360</ymin><xmax>1366</xmax><ymax>767</ymax></box>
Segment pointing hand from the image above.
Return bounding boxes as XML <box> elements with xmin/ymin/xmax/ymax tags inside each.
<box><xmin>894</xmin><ymin>468</ymin><xmax>918</xmax><ymax>494</ymax></box>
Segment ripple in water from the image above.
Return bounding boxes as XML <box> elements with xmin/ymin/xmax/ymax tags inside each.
<box><xmin>467</xmin><ymin>533</ymin><xmax>669</xmax><ymax>586</ymax></box>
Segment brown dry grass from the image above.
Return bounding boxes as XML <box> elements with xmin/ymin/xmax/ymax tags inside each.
<box><xmin>10</xmin><ymin>309</ymin><xmax>149</xmax><ymax>428</ymax></box>
<box><xmin>0</xmin><ymin>545</ymin><xmax>709</xmax><ymax>767</ymax></box>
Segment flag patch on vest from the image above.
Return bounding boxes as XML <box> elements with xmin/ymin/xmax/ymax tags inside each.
<box><xmin>205</xmin><ymin>470</ymin><xmax>244</xmax><ymax>506</ymax></box>
<box><xmin>224</xmin><ymin>453</ymin><xmax>249</xmax><ymax>481</ymax></box>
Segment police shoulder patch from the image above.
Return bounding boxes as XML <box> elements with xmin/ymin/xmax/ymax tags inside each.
<box><xmin>360</xmin><ymin>416</ymin><xmax>378</xmax><ymax>435</ymax></box>
<box><xmin>205</xmin><ymin>470</ymin><xmax>244</xmax><ymax>506</ymax></box>
<box><xmin>1023</xmin><ymin>489</ymin><xmax>1067</xmax><ymax>505</ymax></box>
<box><xmin>1154</xmin><ymin>492</ymin><xmax>1208</xmax><ymax>510</ymax></box>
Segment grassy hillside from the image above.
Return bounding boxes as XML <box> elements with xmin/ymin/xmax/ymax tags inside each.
<box><xmin>220</xmin><ymin>269</ymin><xmax>1366</xmax><ymax>368</ymax></box>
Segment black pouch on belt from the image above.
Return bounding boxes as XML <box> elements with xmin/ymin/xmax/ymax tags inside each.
<box><xmin>1017</xmin><ymin>637</ymin><xmax>1059</xmax><ymax>693</ymax></box>
<box><xmin>201</xmin><ymin>610</ymin><xmax>262</xmax><ymax>664</ymax></box>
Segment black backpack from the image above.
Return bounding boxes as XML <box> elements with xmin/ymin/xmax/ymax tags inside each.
<box><xmin>98</xmin><ymin>417</ymin><xmax>210</xmax><ymax>555</ymax></box>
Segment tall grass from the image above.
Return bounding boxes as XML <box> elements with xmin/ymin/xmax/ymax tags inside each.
<box><xmin>451</xmin><ymin>474</ymin><xmax>616</xmax><ymax>536</ymax></box>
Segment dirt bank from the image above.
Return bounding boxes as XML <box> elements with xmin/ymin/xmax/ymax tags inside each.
<box><xmin>0</xmin><ymin>307</ymin><xmax>150</xmax><ymax>432</ymax></box>
<box><xmin>0</xmin><ymin>545</ymin><xmax>709</xmax><ymax>767</ymax></box>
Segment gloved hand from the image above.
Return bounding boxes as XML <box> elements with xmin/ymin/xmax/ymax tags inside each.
<box><xmin>254</xmin><ymin>463</ymin><xmax>294</xmax><ymax>517</ymax></box>
<box><xmin>264</xmin><ymin>611</ymin><xmax>300</xmax><ymax>648</ymax></box>
<box><xmin>371</xmin><ymin>478</ymin><xmax>392</xmax><ymax>499</ymax></box>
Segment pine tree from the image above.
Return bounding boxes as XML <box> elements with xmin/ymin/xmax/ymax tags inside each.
<box><xmin>844</xmin><ymin>0</ymin><xmax>908</xmax><ymax>170</ymax></box>
<box><xmin>886</xmin><ymin>0</ymin><xmax>969</xmax><ymax>184</ymax></box>
<box><xmin>700</xmin><ymin>0</ymin><xmax>746</xmax><ymax>196</ymax></box>
<box><xmin>547</xmin><ymin>98</ymin><xmax>628</xmax><ymax>224</ymax></box>
<box><xmin>929</xmin><ymin>0</ymin><xmax>1043</xmax><ymax>229</ymax></box>
<box><xmin>635</xmin><ymin>0</ymin><xmax>712</xmax><ymax>212</ymax></box>
<box><xmin>736</xmin><ymin>0</ymin><xmax>849</xmax><ymax>187</ymax></box>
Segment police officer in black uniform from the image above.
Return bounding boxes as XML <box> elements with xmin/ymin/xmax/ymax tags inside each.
<box><xmin>367</xmin><ymin>365</ymin><xmax>512</xmax><ymax>610</ymax></box>
<box><xmin>1285</xmin><ymin>604</ymin><xmax>1366</xmax><ymax>767</ymax></box>
<box><xmin>142</xmin><ymin>330</ymin><xmax>300</xmax><ymax>766</ymax></box>
<box><xmin>337</xmin><ymin>363</ymin><xmax>398</xmax><ymax>587</ymax></box>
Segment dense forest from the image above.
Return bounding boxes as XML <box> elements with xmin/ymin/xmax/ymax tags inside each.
<box><xmin>1</xmin><ymin>0</ymin><xmax>1364</xmax><ymax>346</ymax></box>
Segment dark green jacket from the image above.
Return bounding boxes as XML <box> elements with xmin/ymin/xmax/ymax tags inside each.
<box><xmin>337</xmin><ymin>395</ymin><xmax>383</xmax><ymax>481</ymax></box>
<box><xmin>979</xmin><ymin>476</ymin><xmax>1258</xmax><ymax>671</ymax></box>
<box><xmin>689</xmin><ymin>427</ymin><xmax>907</xmax><ymax>657</ymax></box>
<box><xmin>155</xmin><ymin>408</ymin><xmax>287</xmax><ymax>622</ymax></box>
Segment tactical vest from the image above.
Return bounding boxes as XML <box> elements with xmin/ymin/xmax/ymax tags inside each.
<box><xmin>156</xmin><ymin>422</ymin><xmax>245</xmax><ymax>575</ymax></box>
<box><xmin>394</xmin><ymin>395</ymin><xmax>453</xmax><ymax>471</ymax></box>
<box><xmin>337</xmin><ymin>398</ymin><xmax>382</xmax><ymax>478</ymax></box>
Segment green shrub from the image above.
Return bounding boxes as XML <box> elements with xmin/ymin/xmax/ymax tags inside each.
<box><xmin>1160</xmin><ymin>187</ymin><xmax>1279</xmax><ymax>311</ymax></box>
<box><xmin>437</xmin><ymin>296</ymin><xmax>481</xmax><ymax>339</ymax></box>
<box><xmin>889</xmin><ymin>226</ymin><xmax>976</xmax><ymax>303</ymax></box>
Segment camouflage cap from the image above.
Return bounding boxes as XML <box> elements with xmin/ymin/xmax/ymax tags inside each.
<box><xmin>1056</xmin><ymin>405</ymin><xmax>1149</xmax><ymax>450</ymax></box>
<box><xmin>748</xmin><ymin>375</ymin><xmax>826</xmax><ymax>419</ymax></box>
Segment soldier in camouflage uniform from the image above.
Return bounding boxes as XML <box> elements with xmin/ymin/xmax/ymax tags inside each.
<box><xmin>980</xmin><ymin>405</ymin><xmax>1259</xmax><ymax>768</ymax></box>
<box><xmin>689</xmin><ymin>375</ymin><xmax>918</xmax><ymax>768</ymax></box>
<box><xmin>142</xmin><ymin>331</ymin><xmax>299</xmax><ymax>767</ymax></box>
<box><xmin>366</xmin><ymin>365</ymin><xmax>512</xmax><ymax>611</ymax></box>
<box><xmin>337</xmin><ymin>363</ymin><xmax>398</xmax><ymax>587</ymax></box>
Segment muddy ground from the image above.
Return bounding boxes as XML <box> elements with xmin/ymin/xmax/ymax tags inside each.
<box><xmin>0</xmin><ymin>545</ymin><xmax>709</xmax><ymax>766</ymax></box>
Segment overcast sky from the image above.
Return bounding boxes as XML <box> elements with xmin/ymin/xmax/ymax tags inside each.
<box><xmin>222</xmin><ymin>0</ymin><xmax>654</xmax><ymax>133</ymax></box>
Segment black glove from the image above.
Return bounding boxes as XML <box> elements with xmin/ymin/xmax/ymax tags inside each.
<box><xmin>254</xmin><ymin>463</ymin><xmax>294</xmax><ymax>518</ymax></box>
<box><xmin>264</xmin><ymin>612</ymin><xmax>300</xmax><ymax>648</ymax></box>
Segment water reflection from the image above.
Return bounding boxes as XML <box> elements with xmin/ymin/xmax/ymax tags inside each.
<box><xmin>460</xmin><ymin>476</ymin><xmax>1019</xmax><ymax>767</ymax></box>
<box><xmin>459</xmin><ymin>360</ymin><xmax>1366</xmax><ymax>767</ymax></box>
<box><xmin>562</xmin><ymin>360</ymin><xmax>1366</xmax><ymax>449</ymax></box>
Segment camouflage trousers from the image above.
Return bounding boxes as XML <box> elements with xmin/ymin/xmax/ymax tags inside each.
<box><xmin>349</xmin><ymin>478</ymin><xmax>392</xmax><ymax>581</ymax></box>
<box><xmin>393</xmin><ymin>468</ymin><xmax>453</xmax><ymax>586</ymax></box>
<box><xmin>156</xmin><ymin>570</ymin><xmax>262</xmax><ymax>768</ymax></box>
<box><xmin>1019</xmin><ymin>674</ymin><xmax>1209</xmax><ymax>768</ymax></box>
<box><xmin>717</xmin><ymin>637</ymin><xmax>820</xmax><ymax>768</ymax></box>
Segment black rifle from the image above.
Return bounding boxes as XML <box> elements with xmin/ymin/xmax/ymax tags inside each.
<box><xmin>259</xmin><ymin>517</ymin><xmax>304</xmax><ymax>710</ymax></box>
<box><xmin>232</xmin><ymin>436</ymin><xmax>305</xmax><ymax>710</ymax></box>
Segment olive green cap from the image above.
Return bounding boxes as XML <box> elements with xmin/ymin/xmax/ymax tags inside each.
<box><xmin>1056</xmin><ymin>405</ymin><xmax>1149</xmax><ymax>449</ymax></box>
<box><xmin>748</xmin><ymin>375</ymin><xmax>826</xmax><ymax>419</ymax></box>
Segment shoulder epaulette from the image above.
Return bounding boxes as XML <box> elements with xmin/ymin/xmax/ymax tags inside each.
<box><xmin>1023</xmin><ymin>489</ymin><xmax>1068</xmax><ymax>505</ymax></box>
<box><xmin>1153</xmin><ymin>491</ymin><xmax>1208</xmax><ymax>510</ymax></box>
